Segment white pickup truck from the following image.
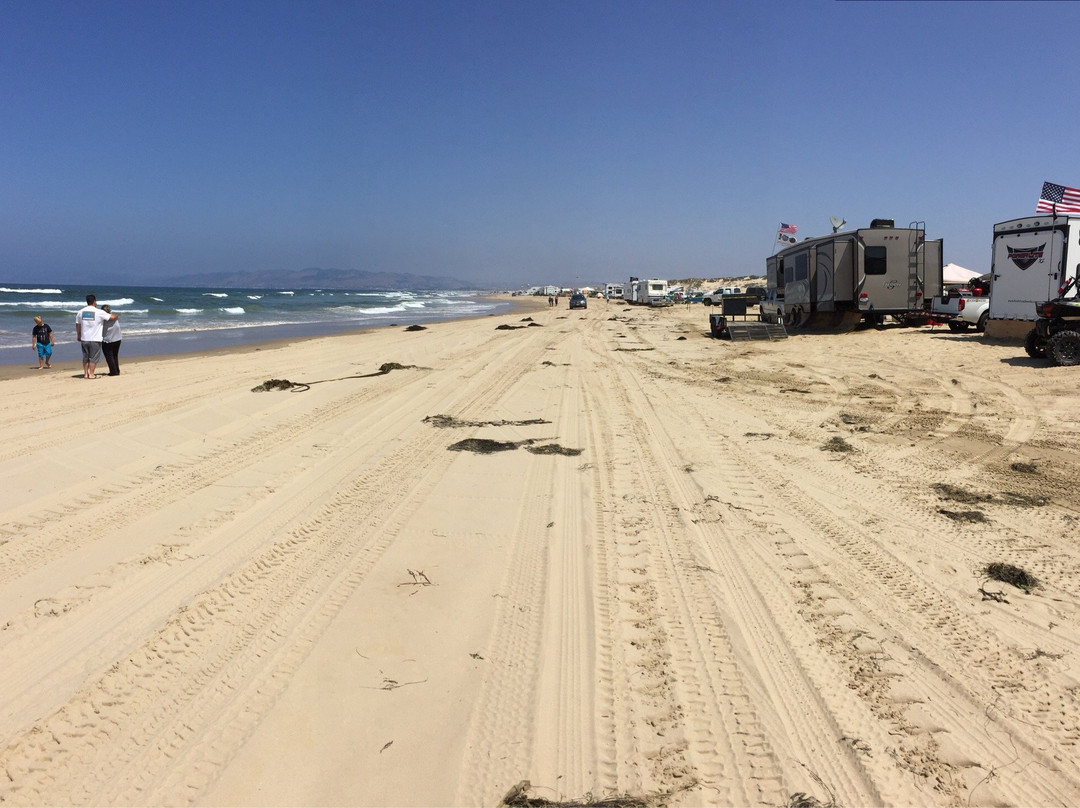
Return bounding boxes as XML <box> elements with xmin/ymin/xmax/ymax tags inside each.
<box><xmin>931</xmin><ymin>289</ymin><xmax>990</xmax><ymax>332</ymax></box>
<box><xmin>701</xmin><ymin>287</ymin><xmax>742</xmax><ymax>306</ymax></box>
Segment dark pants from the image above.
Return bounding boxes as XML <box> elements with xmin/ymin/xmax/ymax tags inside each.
<box><xmin>102</xmin><ymin>340</ymin><xmax>121</xmax><ymax>375</ymax></box>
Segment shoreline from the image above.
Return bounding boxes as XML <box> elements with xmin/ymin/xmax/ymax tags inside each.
<box><xmin>0</xmin><ymin>294</ymin><xmax>545</xmax><ymax>382</ymax></box>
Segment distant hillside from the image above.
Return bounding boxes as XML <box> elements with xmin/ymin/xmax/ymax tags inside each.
<box><xmin>170</xmin><ymin>267</ymin><xmax>473</xmax><ymax>291</ymax></box>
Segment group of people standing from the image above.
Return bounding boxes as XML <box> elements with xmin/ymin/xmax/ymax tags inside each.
<box><xmin>31</xmin><ymin>293</ymin><xmax>123</xmax><ymax>378</ymax></box>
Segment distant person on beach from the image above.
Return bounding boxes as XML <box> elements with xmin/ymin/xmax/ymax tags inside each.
<box><xmin>101</xmin><ymin>304</ymin><xmax>122</xmax><ymax>376</ymax></box>
<box><xmin>74</xmin><ymin>294</ymin><xmax>118</xmax><ymax>379</ymax></box>
<box><xmin>32</xmin><ymin>316</ymin><xmax>54</xmax><ymax>369</ymax></box>
<box><xmin>548</xmin><ymin>296</ymin><xmax>554</xmax><ymax>307</ymax></box>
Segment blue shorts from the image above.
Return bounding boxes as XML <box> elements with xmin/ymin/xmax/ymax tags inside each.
<box><xmin>36</xmin><ymin>342</ymin><xmax>52</xmax><ymax>359</ymax></box>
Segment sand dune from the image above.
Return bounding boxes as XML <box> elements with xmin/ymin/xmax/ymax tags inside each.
<box><xmin>1</xmin><ymin>299</ymin><xmax>1079</xmax><ymax>807</ymax></box>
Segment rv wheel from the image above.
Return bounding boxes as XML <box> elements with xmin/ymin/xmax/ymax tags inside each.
<box><xmin>1047</xmin><ymin>329</ymin><xmax>1080</xmax><ymax>366</ymax></box>
<box><xmin>1024</xmin><ymin>328</ymin><xmax>1046</xmax><ymax>359</ymax></box>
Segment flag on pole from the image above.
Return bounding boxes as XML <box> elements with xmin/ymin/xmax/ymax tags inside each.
<box><xmin>778</xmin><ymin>222</ymin><xmax>798</xmax><ymax>234</ymax></box>
<box><xmin>1036</xmin><ymin>182</ymin><xmax>1080</xmax><ymax>215</ymax></box>
<box><xmin>777</xmin><ymin>232</ymin><xmax>797</xmax><ymax>245</ymax></box>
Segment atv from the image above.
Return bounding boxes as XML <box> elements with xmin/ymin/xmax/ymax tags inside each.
<box><xmin>1026</xmin><ymin>278</ymin><xmax>1080</xmax><ymax>366</ymax></box>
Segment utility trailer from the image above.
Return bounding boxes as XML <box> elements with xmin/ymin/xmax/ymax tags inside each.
<box><xmin>709</xmin><ymin>295</ymin><xmax>761</xmax><ymax>337</ymax></box>
<box><xmin>762</xmin><ymin>219</ymin><xmax>942</xmax><ymax>330</ymax></box>
<box><xmin>987</xmin><ymin>215</ymin><xmax>1080</xmax><ymax>337</ymax></box>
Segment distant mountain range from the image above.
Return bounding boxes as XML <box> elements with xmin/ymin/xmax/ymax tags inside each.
<box><xmin>170</xmin><ymin>267</ymin><xmax>474</xmax><ymax>291</ymax></box>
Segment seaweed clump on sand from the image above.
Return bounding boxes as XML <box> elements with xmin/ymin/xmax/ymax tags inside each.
<box><xmin>938</xmin><ymin>509</ymin><xmax>987</xmax><ymax>523</ymax></box>
<box><xmin>932</xmin><ymin>483</ymin><xmax>993</xmax><ymax>504</ymax></box>
<box><xmin>448</xmin><ymin>438</ymin><xmax>523</xmax><ymax>454</ymax></box>
<box><xmin>500</xmin><ymin>780</ymin><xmax>651</xmax><ymax>807</ymax></box>
<box><xmin>822</xmin><ymin>437</ymin><xmax>854</xmax><ymax>453</ymax></box>
<box><xmin>527</xmin><ymin>444</ymin><xmax>583</xmax><ymax>456</ymax></box>
<box><xmin>985</xmin><ymin>562</ymin><xmax>1038</xmax><ymax>591</ymax></box>
<box><xmin>252</xmin><ymin>379</ymin><xmax>298</xmax><ymax>392</ymax></box>
<box><xmin>424</xmin><ymin>414</ymin><xmax>550</xmax><ymax>429</ymax></box>
<box><xmin>404</xmin><ymin>324</ymin><xmax>427</xmax><ymax>332</ymax></box>
<box><xmin>445</xmin><ymin>437</ymin><xmax>583</xmax><ymax>457</ymax></box>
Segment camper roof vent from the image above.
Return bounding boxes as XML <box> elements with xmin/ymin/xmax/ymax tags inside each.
<box><xmin>870</xmin><ymin>218</ymin><xmax>895</xmax><ymax>229</ymax></box>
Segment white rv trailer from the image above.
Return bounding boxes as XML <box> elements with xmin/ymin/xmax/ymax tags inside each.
<box><xmin>627</xmin><ymin>278</ymin><xmax>669</xmax><ymax>306</ymax></box>
<box><xmin>988</xmin><ymin>215</ymin><xmax>1080</xmax><ymax>328</ymax></box>
<box><xmin>764</xmin><ymin>219</ymin><xmax>942</xmax><ymax>329</ymax></box>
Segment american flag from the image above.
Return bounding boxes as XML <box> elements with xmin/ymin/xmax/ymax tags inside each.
<box><xmin>1036</xmin><ymin>182</ymin><xmax>1080</xmax><ymax>215</ymax></box>
<box><xmin>778</xmin><ymin>222</ymin><xmax>798</xmax><ymax>234</ymax></box>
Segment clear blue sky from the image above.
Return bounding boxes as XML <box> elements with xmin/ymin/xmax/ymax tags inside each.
<box><xmin>2</xmin><ymin>0</ymin><xmax>1077</xmax><ymax>288</ymax></box>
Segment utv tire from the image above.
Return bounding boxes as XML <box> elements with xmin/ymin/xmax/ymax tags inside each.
<box><xmin>948</xmin><ymin>321</ymin><xmax>969</xmax><ymax>333</ymax></box>
<box><xmin>1047</xmin><ymin>329</ymin><xmax>1080</xmax><ymax>366</ymax></box>
<box><xmin>977</xmin><ymin>311</ymin><xmax>989</xmax><ymax>332</ymax></box>
<box><xmin>1024</xmin><ymin>328</ymin><xmax>1046</xmax><ymax>359</ymax></box>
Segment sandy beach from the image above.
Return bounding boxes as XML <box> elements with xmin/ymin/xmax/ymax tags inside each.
<box><xmin>2</xmin><ymin>297</ymin><xmax>1080</xmax><ymax>807</ymax></box>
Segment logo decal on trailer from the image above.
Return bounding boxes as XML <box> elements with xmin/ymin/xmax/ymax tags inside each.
<box><xmin>1007</xmin><ymin>244</ymin><xmax>1045</xmax><ymax>270</ymax></box>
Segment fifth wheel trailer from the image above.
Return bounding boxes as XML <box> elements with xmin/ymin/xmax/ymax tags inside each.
<box><xmin>987</xmin><ymin>215</ymin><xmax>1080</xmax><ymax>337</ymax></box>
<box><xmin>763</xmin><ymin>219</ymin><xmax>942</xmax><ymax>330</ymax></box>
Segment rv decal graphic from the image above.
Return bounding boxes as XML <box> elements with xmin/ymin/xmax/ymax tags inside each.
<box><xmin>1007</xmin><ymin>244</ymin><xmax>1045</xmax><ymax>270</ymax></box>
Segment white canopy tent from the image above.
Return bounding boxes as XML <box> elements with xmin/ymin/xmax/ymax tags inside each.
<box><xmin>942</xmin><ymin>263</ymin><xmax>983</xmax><ymax>285</ymax></box>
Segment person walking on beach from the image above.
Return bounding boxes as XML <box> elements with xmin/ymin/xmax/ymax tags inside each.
<box><xmin>100</xmin><ymin>304</ymin><xmax>122</xmax><ymax>376</ymax></box>
<box><xmin>32</xmin><ymin>316</ymin><xmax>54</xmax><ymax>369</ymax></box>
<box><xmin>74</xmin><ymin>294</ymin><xmax>118</xmax><ymax>379</ymax></box>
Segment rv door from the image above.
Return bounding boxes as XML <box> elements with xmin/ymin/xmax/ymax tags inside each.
<box><xmin>989</xmin><ymin>224</ymin><xmax>1066</xmax><ymax>319</ymax></box>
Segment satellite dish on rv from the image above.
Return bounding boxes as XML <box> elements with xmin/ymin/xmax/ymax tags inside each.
<box><xmin>830</xmin><ymin>216</ymin><xmax>847</xmax><ymax>233</ymax></box>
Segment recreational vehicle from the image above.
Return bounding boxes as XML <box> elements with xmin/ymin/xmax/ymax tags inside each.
<box><xmin>762</xmin><ymin>219</ymin><xmax>942</xmax><ymax>329</ymax></box>
<box><xmin>987</xmin><ymin>216</ymin><xmax>1080</xmax><ymax>334</ymax></box>
<box><xmin>629</xmin><ymin>278</ymin><xmax>670</xmax><ymax>306</ymax></box>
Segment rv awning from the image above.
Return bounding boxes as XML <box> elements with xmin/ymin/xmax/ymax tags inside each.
<box><xmin>942</xmin><ymin>263</ymin><xmax>983</xmax><ymax>284</ymax></box>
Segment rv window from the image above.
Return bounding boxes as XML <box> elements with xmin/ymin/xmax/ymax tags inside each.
<box><xmin>795</xmin><ymin>254</ymin><xmax>809</xmax><ymax>281</ymax></box>
<box><xmin>865</xmin><ymin>246</ymin><xmax>887</xmax><ymax>275</ymax></box>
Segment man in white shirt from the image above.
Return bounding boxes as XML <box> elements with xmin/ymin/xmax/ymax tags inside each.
<box><xmin>74</xmin><ymin>294</ymin><xmax>119</xmax><ymax>379</ymax></box>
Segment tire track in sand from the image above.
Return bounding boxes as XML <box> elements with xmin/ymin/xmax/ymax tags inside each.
<box><xmin>0</xmin><ymin>324</ymin><xmax>563</xmax><ymax>806</ymax></box>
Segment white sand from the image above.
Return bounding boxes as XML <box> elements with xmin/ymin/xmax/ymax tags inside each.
<box><xmin>2</xmin><ymin>298</ymin><xmax>1079</xmax><ymax>807</ymax></box>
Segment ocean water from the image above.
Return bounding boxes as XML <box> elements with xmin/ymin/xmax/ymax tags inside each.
<box><xmin>0</xmin><ymin>283</ymin><xmax>507</xmax><ymax>365</ymax></box>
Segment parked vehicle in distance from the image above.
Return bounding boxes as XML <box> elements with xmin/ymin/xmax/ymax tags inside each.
<box><xmin>765</xmin><ymin>219</ymin><xmax>942</xmax><ymax>330</ymax></box>
<box><xmin>743</xmin><ymin>285</ymin><xmax>767</xmax><ymax>302</ymax></box>
<box><xmin>701</xmin><ymin>287</ymin><xmax>742</xmax><ymax>305</ymax></box>
<box><xmin>759</xmin><ymin>289</ymin><xmax>784</xmax><ymax>323</ymax></box>
<box><xmin>569</xmin><ymin>292</ymin><xmax>587</xmax><ymax>310</ymax></box>
<box><xmin>931</xmin><ymin>288</ymin><xmax>990</xmax><ymax>332</ymax></box>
